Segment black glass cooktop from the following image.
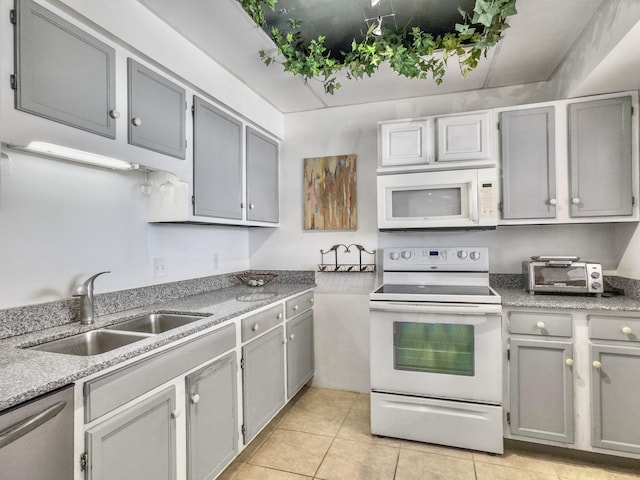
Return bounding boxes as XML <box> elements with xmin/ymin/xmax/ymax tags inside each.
<box><xmin>374</xmin><ymin>284</ymin><xmax>496</xmax><ymax>297</ymax></box>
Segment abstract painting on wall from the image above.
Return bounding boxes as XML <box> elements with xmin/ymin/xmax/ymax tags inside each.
<box><xmin>303</xmin><ymin>154</ymin><xmax>357</xmax><ymax>230</ymax></box>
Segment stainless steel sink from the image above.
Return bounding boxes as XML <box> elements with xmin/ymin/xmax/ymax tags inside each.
<box><xmin>106</xmin><ymin>313</ymin><xmax>206</xmax><ymax>334</ymax></box>
<box><xmin>29</xmin><ymin>331</ymin><xmax>146</xmax><ymax>356</ymax></box>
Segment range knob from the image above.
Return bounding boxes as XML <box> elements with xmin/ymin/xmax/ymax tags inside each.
<box><xmin>401</xmin><ymin>251</ymin><xmax>412</xmax><ymax>259</ymax></box>
<box><xmin>390</xmin><ymin>251</ymin><xmax>400</xmax><ymax>260</ymax></box>
<box><xmin>591</xmin><ymin>272</ymin><xmax>600</xmax><ymax>279</ymax></box>
<box><xmin>469</xmin><ymin>251</ymin><xmax>481</xmax><ymax>261</ymax></box>
<box><xmin>457</xmin><ymin>250</ymin><xmax>468</xmax><ymax>260</ymax></box>
<box><xmin>591</xmin><ymin>282</ymin><xmax>602</xmax><ymax>290</ymax></box>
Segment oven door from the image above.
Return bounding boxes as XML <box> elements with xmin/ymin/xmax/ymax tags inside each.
<box><xmin>370</xmin><ymin>301</ymin><xmax>502</xmax><ymax>403</ymax></box>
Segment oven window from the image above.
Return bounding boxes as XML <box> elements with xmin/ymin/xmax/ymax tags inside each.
<box><xmin>391</xmin><ymin>187</ymin><xmax>462</xmax><ymax>218</ymax></box>
<box><xmin>534</xmin><ymin>266</ymin><xmax>586</xmax><ymax>287</ymax></box>
<box><xmin>393</xmin><ymin>322</ymin><xmax>474</xmax><ymax>376</ymax></box>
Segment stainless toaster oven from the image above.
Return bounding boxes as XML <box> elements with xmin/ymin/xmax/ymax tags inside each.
<box><xmin>523</xmin><ymin>256</ymin><xmax>603</xmax><ymax>295</ymax></box>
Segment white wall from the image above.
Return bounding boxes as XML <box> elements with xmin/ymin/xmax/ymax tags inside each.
<box><xmin>0</xmin><ymin>150</ymin><xmax>249</xmax><ymax>309</ymax></box>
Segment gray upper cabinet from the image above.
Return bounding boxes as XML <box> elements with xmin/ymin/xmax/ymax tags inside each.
<box><xmin>193</xmin><ymin>96</ymin><xmax>243</xmax><ymax>219</ymax></box>
<box><xmin>86</xmin><ymin>386</ymin><xmax>177</xmax><ymax>480</ymax></box>
<box><xmin>242</xmin><ymin>325</ymin><xmax>285</xmax><ymax>443</ymax></box>
<box><xmin>186</xmin><ymin>352</ymin><xmax>238</xmax><ymax>480</ymax></box>
<box><xmin>246</xmin><ymin>127</ymin><xmax>279</xmax><ymax>223</ymax></box>
<box><xmin>509</xmin><ymin>338</ymin><xmax>574</xmax><ymax>444</ymax></box>
<box><xmin>569</xmin><ymin>96</ymin><xmax>633</xmax><ymax>217</ymax></box>
<box><xmin>591</xmin><ymin>344</ymin><xmax>640</xmax><ymax>455</ymax></box>
<box><xmin>14</xmin><ymin>0</ymin><xmax>117</xmax><ymax>138</ymax></box>
<box><xmin>500</xmin><ymin>107</ymin><xmax>556</xmax><ymax>219</ymax></box>
<box><xmin>128</xmin><ymin>58</ymin><xmax>186</xmax><ymax>159</ymax></box>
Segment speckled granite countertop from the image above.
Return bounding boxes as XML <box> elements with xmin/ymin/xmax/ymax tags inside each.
<box><xmin>497</xmin><ymin>288</ymin><xmax>640</xmax><ymax>312</ymax></box>
<box><xmin>0</xmin><ymin>283</ymin><xmax>313</xmax><ymax>411</ymax></box>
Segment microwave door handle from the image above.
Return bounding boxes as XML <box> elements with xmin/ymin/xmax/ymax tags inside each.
<box><xmin>0</xmin><ymin>401</ymin><xmax>67</xmax><ymax>449</ymax></box>
<box><xmin>470</xmin><ymin>182</ymin><xmax>478</xmax><ymax>222</ymax></box>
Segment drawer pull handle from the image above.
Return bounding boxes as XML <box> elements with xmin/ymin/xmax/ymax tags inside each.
<box><xmin>548</xmin><ymin>198</ymin><xmax>557</xmax><ymax>206</ymax></box>
<box><xmin>171</xmin><ymin>409</ymin><xmax>181</xmax><ymax>418</ymax></box>
<box><xmin>622</xmin><ymin>326</ymin><xmax>633</xmax><ymax>335</ymax></box>
<box><xmin>293</xmin><ymin>305</ymin><xmax>299</xmax><ymax>311</ymax></box>
<box><xmin>565</xmin><ymin>358</ymin><xmax>574</xmax><ymax>366</ymax></box>
<box><xmin>572</xmin><ymin>197</ymin><xmax>580</xmax><ymax>205</ymax></box>
<box><xmin>289</xmin><ymin>334</ymin><xmax>295</xmax><ymax>341</ymax></box>
<box><xmin>251</xmin><ymin>323</ymin><xmax>259</xmax><ymax>332</ymax></box>
<box><xmin>536</xmin><ymin>321</ymin><xmax>546</xmax><ymax>329</ymax></box>
<box><xmin>592</xmin><ymin>361</ymin><xmax>602</xmax><ymax>369</ymax></box>
<box><xmin>109</xmin><ymin>109</ymin><xmax>120</xmax><ymax>119</ymax></box>
<box><xmin>191</xmin><ymin>394</ymin><xmax>200</xmax><ymax>405</ymax></box>
<box><xmin>132</xmin><ymin>117</ymin><xmax>142</xmax><ymax>127</ymax></box>
<box><xmin>309</xmin><ymin>298</ymin><xmax>314</xmax><ymax>305</ymax></box>
<box><xmin>277</xmin><ymin>313</ymin><xmax>283</xmax><ymax>320</ymax></box>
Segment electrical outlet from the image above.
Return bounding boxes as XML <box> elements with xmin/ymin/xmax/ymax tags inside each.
<box><xmin>153</xmin><ymin>257</ymin><xmax>168</xmax><ymax>278</ymax></box>
<box><xmin>211</xmin><ymin>253</ymin><xmax>219</xmax><ymax>271</ymax></box>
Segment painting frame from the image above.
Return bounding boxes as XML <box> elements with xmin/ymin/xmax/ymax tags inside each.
<box><xmin>303</xmin><ymin>154</ymin><xmax>357</xmax><ymax>231</ymax></box>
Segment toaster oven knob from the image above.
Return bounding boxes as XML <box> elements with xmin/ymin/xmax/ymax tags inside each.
<box><xmin>591</xmin><ymin>272</ymin><xmax>600</xmax><ymax>279</ymax></box>
<box><xmin>469</xmin><ymin>251</ymin><xmax>480</xmax><ymax>261</ymax></box>
<box><xmin>591</xmin><ymin>282</ymin><xmax>602</xmax><ymax>290</ymax></box>
<box><xmin>457</xmin><ymin>250</ymin><xmax>468</xmax><ymax>259</ymax></box>
<box><xmin>401</xmin><ymin>251</ymin><xmax>412</xmax><ymax>259</ymax></box>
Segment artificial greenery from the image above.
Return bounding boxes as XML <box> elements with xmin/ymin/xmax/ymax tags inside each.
<box><xmin>238</xmin><ymin>0</ymin><xmax>517</xmax><ymax>94</ymax></box>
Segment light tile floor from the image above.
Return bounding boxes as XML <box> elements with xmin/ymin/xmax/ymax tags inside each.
<box><xmin>220</xmin><ymin>387</ymin><xmax>640</xmax><ymax>480</ymax></box>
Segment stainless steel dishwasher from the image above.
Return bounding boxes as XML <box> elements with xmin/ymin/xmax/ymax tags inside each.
<box><xmin>0</xmin><ymin>385</ymin><xmax>74</xmax><ymax>480</ymax></box>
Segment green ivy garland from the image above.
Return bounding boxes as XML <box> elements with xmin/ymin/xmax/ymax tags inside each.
<box><xmin>238</xmin><ymin>0</ymin><xmax>517</xmax><ymax>94</ymax></box>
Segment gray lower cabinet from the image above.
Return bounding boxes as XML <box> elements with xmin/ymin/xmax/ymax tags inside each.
<box><xmin>246</xmin><ymin>127</ymin><xmax>279</xmax><ymax>223</ymax></box>
<box><xmin>568</xmin><ymin>96</ymin><xmax>633</xmax><ymax>217</ymax></box>
<box><xmin>85</xmin><ymin>386</ymin><xmax>177</xmax><ymax>480</ymax></box>
<box><xmin>128</xmin><ymin>58</ymin><xmax>186</xmax><ymax>159</ymax></box>
<box><xmin>500</xmin><ymin>107</ymin><xmax>556</xmax><ymax>219</ymax></box>
<box><xmin>509</xmin><ymin>338</ymin><xmax>574</xmax><ymax>443</ymax></box>
<box><xmin>186</xmin><ymin>352</ymin><xmax>238</xmax><ymax>480</ymax></box>
<box><xmin>286</xmin><ymin>310</ymin><xmax>314</xmax><ymax>399</ymax></box>
<box><xmin>591</xmin><ymin>345</ymin><xmax>640</xmax><ymax>454</ymax></box>
<box><xmin>14</xmin><ymin>0</ymin><xmax>117</xmax><ymax>138</ymax></box>
<box><xmin>193</xmin><ymin>96</ymin><xmax>243</xmax><ymax>220</ymax></box>
<box><xmin>242</xmin><ymin>325</ymin><xmax>285</xmax><ymax>443</ymax></box>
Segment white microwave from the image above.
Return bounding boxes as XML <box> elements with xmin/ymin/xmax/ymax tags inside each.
<box><xmin>377</xmin><ymin>168</ymin><xmax>498</xmax><ymax>229</ymax></box>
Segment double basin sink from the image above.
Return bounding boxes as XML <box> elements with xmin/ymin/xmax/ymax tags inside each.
<box><xmin>28</xmin><ymin>313</ymin><xmax>207</xmax><ymax>357</ymax></box>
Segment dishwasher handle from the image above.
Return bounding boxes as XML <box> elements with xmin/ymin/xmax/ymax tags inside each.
<box><xmin>0</xmin><ymin>401</ymin><xmax>67</xmax><ymax>449</ymax></box>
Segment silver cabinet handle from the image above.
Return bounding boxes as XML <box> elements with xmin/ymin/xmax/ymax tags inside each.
<box><xmin>109</xmin><ymin>109</ymin><xmax>120</xmax><ymax>119</ymax></box>
<box><xmin>132</xmin><ymin>117</ymin><xmax>142</xmax><ymax>127</ymax></box>
<box><xmin>571</xmin><ymin>197</ymin><xmax>580</xmax><ymax>204</ymax></box>
<box><xmin>171</xmin><ymin>409</ymin><xmax>181</xmax><ymax>418</ymax></box>
<box><xmin>249</xmin><ymin>203</ymin><xmax>255</xmax><ymax>209</ymax></box>
<box><xmin>277</xmin><ymin>313</ymin><xmax>283</xmax><ymax>320</ymax></box>
<box><xmin>293</xmin><ymin>305</ymin><xmax>299</xmax><ymax>312</ymax></box>
<box><xmin>251</xmin><ymin>323</ymin><xmax>259</xmax><ymax>332</ymax></box>
<box><xmin>191</xmin><ymin>394</ymin><xmax>200</xmax><ymax>405</ymax></box>
<box><xmin>0</xmin><ymin>401</ymin><xmax>66</xmax><ymax>449</ymax></box>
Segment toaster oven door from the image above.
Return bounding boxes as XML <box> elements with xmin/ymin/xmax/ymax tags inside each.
<box><xmin>531</xmin><ymin>263</ymin><xmax>588</xmax><ymax>289</ymax></box>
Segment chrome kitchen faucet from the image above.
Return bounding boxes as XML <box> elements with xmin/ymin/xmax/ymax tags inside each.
<box><xmin>73</xmin><ymin>271</ymin><xmax>110</xmax><ymax>325</ymax></box>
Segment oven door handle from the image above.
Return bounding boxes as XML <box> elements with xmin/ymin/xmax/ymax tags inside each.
<box><xmin>369</xmin><ymin>301</ymin><xmax>502</xmax><ymax>315</ymax></box>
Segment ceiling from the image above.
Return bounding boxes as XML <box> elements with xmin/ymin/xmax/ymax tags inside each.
<box><xmin>136</xmin><ymin>0</ymin><xmax>613</xmax><ymax>113</ymax></box>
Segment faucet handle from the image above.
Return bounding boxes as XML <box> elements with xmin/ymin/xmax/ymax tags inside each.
<box><xmin>73</xmin><ymin>271</ymin><xmax>111</xmax><ymax>296</ymax></box>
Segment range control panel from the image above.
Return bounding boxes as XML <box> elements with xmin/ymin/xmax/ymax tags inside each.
<box><xmin>383</xmin><ymin>247</ymin><xmax>490</xmax><ymax>272</ymax></box>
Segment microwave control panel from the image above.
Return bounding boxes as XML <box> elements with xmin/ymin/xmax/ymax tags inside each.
<box><xmin>477</xmin><ymin>168</ymin><xmax>498</xmax><ymax>224</ymax></box>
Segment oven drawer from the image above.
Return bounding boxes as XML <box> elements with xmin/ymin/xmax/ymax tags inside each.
<box><xmin>589</xmin><ymin>315</ymin><xmax>640</xmax><ymax>343</ymax></box>
<box><xmin>509</xmin><ymin>311</ymin><xmax>572</xmax><ymax>337</ymax></box>
<box><xmin>286</xmin><ymin>291</ymin><xmax>314</xmax><ymax>319</ymax></box>
<box><xmin>242</xmin><ymin>304</ymin><xmax>284</xmax><ymax>342</ymax></box>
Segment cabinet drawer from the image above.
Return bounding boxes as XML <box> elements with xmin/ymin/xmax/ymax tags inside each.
<box><xmin>84</xmin><ymin>323</ymin><xmax>235</xmax><ymax>423</ymax></box>
<box><xmin>509</xmin><ymin>311</ymin><xmax>572</xmax><ymax>337</ymax></box>
<box><xmin>286</xmin><ymin>291</ymin><xmax>314</xmax><ymax>319</ymax></box>
<box><xmin>241</xmin><ymin>304</ymin><xmax>284</xmax><ymax>342</ymax></box>
<box><xmin>589</xmin><ymin>315</ymin><xmax>640</xmax><ymax>343</ymax></box>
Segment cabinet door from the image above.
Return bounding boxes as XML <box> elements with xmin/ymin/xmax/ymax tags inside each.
<box><xmin>500</xmin><ymin>107</ymin><xmax>556</xmax><ymax>219</ymax></box>
<box><xmin>193</xmin><ymin>97</ymin><xmax>243</xmax><ymax>219</ymax></box>
<box><xmin>509</xmin><ymin>339</ymin><xmax>574</xmax><ymax>443</ymax></box>
<box><xmin>86</xmin><ymin>387</ymin><xmax>177</xmax><ymax>480</ymax></box>
<box><xmin>15</xmin><ymin>0</ymin><xmax>116</xmax><ymax>138</ymax></box>
<box><xmin>186</xmin><ymin>352</ymin><xmax>238</xmax><ymax>480</ymax></box>
<box><xmin>246</xmin><ymin>127</ymin><xmax>279</xmax><ymax>223</ymax></box>
<box><xmin>569</xmin><ymin>96</ymin><xmax>633</xmax><ymax>217</ymax></box>
<box><xmin>379</xmin><ymin>120</ymin><xmax>431</xmax><ymax>167</ymax></box>
<box><xmin>437</xmin><ymin>113</ymin><xmax>490</xmax><ymax>162</ymax></box>
<box><xmin>286</xmin><ymin>311</ymin><xmax>314</xmax><ymax>399</ymax></box>
<box><xmin>128</xmin><ymin>59</ymin><xmax>186</xmax><ymax>159</ymax></box>
<box><xmin>242</xmin><ymin>326</ymin><xmax>285</xmax><ymax>443</ymax></box>
<box><xmin>591</xmin><ymin>345</ymin><xmax>640</xmax><ymax>454</ymax></box>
